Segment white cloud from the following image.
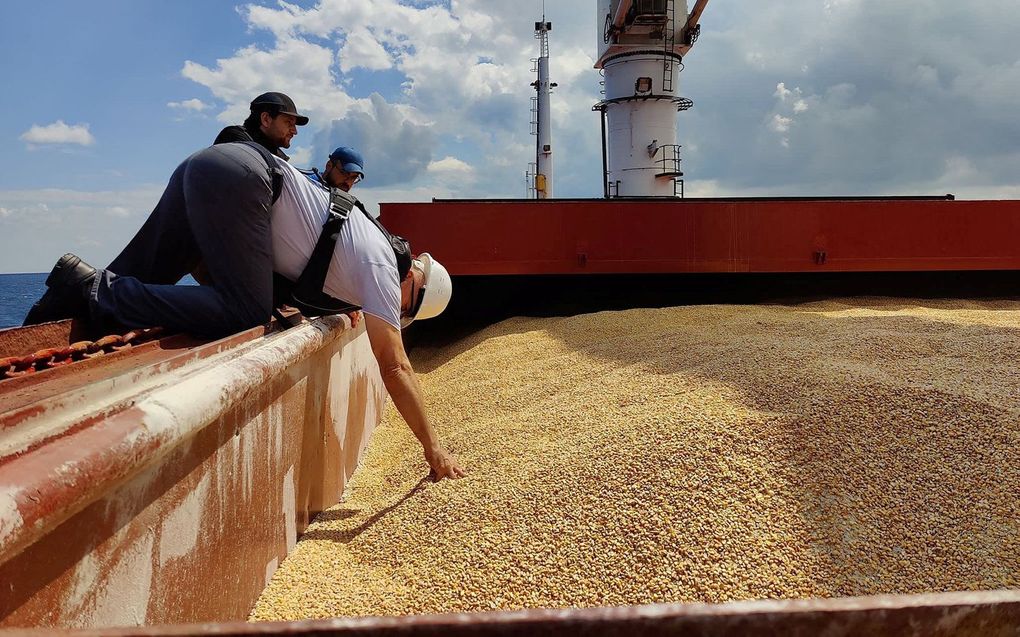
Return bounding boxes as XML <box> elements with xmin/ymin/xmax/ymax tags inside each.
<box><xmin>693</xmin><ymin>0</ymin><xmax>1020</xmax><ymax>194</ymax></box>
<box><xmin>428</xmin><ymin>156</ymin><xmax>474</xmax><ymax>174</ymax></box>
<box><xmin>8</xmin><ymin>0</ymin><xmax>1020</xmax><ymax>277</ymax></box>
<box><xmin>0</xmin><ymin>187</ymin><xmax>159</xmax><ymax>224</ymax></box>
<box><xmin>769</xmin><ymin>114</ymin><xmax>792</xmax><ymax>134</ymax></box>
<box><xmin>20</xmin><ymin>121</ymin><xmax>96</xmax><ymax>147</ymax></box>
<box><xmin>179</xmin><ymin>0</ymin><xmax>558</xmax><ymax>197</ymax></box>
<box><xmin>775</xmin><ymin>83</ymin><xmax>807</xmax><ymax>110</ymax></box>
<box><xmin>341</xmin><ymin>28</ymin><xmax>393</xmax><ymax>72</ymax></box>
<box><xmin>167</xmin><ymin>98</ymin><xmax>209</xmax><ymax>111</ymax></box>
<box><xmin>745</xmin><ymin>52</ymin><xmax>766</xmax><ymax>69</ymax></box>
<box><xmin>287</xmin><ymin>145</ymin><xmax>314</xmax><ymax>167</ymax></box>
<box><xmin>427</xmin><ymin>156</ymin><xmax>476</xmax><ymax>185</ymax></box>
<box><xmin>0</xmin><ymin>186</ymin><xmax>164</xmax><ymax>273</ymax></box>
<box><xmin>182</xmin><ymin>37</ymin><xmax>358</xmax><ymax>126</ymax></box>
<box><xmin>824</xmin><ymin>0</ymin><xmax>856</xmax><ymax>12</ymax></box>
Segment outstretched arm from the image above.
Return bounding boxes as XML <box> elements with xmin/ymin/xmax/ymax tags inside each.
<box><xmin>363</xmin><ymin>313</ymin><xmax>465</xmax><ymax>480</ymax></box>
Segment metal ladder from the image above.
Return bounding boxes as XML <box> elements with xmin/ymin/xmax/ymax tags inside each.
<box><xmin>530</xmin><ymin>56</ymin><xmax>540</xmax><ymax>135</ymax></box>
<box><xmin>662</xmin><ymin>0</ymin><xmax>675</xmax><ymax>93</ymax></box>
<box><xmin>526</xmin><ymin>57</ymin><xmax>538</xmax><ymax>195</ymax></box>
<box><xmin>530</xmin><ymin>95</ymin><xmax>539</xmax><ymax>135</ymax></box>
<box><xmin>525</xmin><ymin>162</ymin><xmax>538</xmax><ymax>198</ymax></box>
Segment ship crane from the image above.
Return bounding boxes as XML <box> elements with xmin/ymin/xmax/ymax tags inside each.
<box><xmin>595</xmin><ymin>0</ymin><xmax>709</xmax><ymax>198</ymax></box>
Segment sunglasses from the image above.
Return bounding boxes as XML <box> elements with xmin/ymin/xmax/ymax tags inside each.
<box><xmin>400</xmin><ymin>263</ymin><xmax>427</xmax><ymax>328</ymax></box>
<box><xmin>333</xmin><ymin>166</ymin><xmax>363</xmax><ymax>185</ymax></box>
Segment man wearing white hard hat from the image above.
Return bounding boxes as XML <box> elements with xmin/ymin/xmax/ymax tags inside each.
<box><xmin>271</xmin><ymin>147</ymin><xmax>464</xmax><ymax>481</ymax></box>
<box><xmin>24</xmin><ymin>139</ymin><xmax>462</xmax><ymax>480</ymax></box>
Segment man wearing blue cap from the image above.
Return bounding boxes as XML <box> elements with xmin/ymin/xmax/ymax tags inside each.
<box><xmin>22</xmin><ymin>139</ymin><xmax>466</xmax><ymax>480</ymax></box>
<box><xmin>303</xmin><ymin>146</ymin><xmax>365</xmax><ymax>192</ymax></box>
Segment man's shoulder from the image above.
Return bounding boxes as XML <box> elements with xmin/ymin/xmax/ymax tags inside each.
<box><xmin>297</xmin><ymin>168</ymin><xmax>325</xmax><ymax>186</ymax></box>
<box><xmin>213</xmin><ymin>125</ymin><xmax>252</xmax><ymax>145</ymax></box>
<box><xmin>213</xmin><ymin>126</ymin><xmax>290</xmax><ymax>161</ymax></box>
<box><xmin>348</xmin><ymin>210</ymin><xmax>396</xmax><ymax>256</ymax></box>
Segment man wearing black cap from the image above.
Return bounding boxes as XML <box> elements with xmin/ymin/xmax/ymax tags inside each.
<box><xmin>214</xmin><ymin>91</ymin><xmax>309</xmax><ymax>160</ymax></box>
<box><xmin>21</xmin><ymin>140</ymin><xmax>466</xmax><ymax>480</ymax></box>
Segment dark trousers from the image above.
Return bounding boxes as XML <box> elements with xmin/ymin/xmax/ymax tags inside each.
<box><xmin>92</xmin><ymin>144</ymin><xmax>274</xmax><ymax>338</ymax></box>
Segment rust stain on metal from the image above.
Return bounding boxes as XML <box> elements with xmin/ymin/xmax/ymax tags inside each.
<box><xmin>0</xmin><ymin>321</ymin><xmax>75</xmax><ymax>358</ymax></box>
<box><xmin>0</xmin><ymin>315</ymin><xmax>388</xmax><ymax>629</ymax></box>
<box><xmin>0</xmin><ymin>328</ymin><xmax>164</xmax><ymax>381</ymax></box>
<box><xmin>4</xmin><ymin>591</ymin><xmax>1019</xmax><ymax>636</ymax></box>
<box><xmin>381</xmin><ymin>198</ymin><xmax>1020</xmax><ymax>276</ymax></box>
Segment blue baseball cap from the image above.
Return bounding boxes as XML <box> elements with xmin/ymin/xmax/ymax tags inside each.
<box><xmin>329</xmin><ymin>146</ymin><xmax>364</xmax><ymax>177</ymax></box>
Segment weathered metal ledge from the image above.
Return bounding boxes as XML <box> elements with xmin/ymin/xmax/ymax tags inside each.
<box><xmin>6</xmin><ymin>590</ymin><xmax>1020</xmax><ymax>636</ymax></box>
<box><xmin>0</xmin><ymin>316</ymin><xmax>387</xmax><ymax>627</ymax></box>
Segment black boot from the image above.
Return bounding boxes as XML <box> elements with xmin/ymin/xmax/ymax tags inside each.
<box><xmin>23</xmin><ymin>254</ymin><xmax>98</xmax><ymax>326</ymax></box>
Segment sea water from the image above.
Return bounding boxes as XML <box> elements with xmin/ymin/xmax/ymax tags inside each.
<box><xmin>0</xmin><ymin>273</ymin><xmax>46</xmax><ymax>329</ymax></box>
<box><xmin>0</xmin><ymin>273</ymin><xmax>198</xmax><ymax>330</ymax></box>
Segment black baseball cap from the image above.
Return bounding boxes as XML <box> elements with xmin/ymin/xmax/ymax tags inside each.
<box><xmin>249</xmin><ymin>92</ymin><xmax>309</xmax><ymax>126</ymax></box>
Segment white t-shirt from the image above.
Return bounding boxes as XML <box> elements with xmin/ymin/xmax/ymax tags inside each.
<box><xmin>270</xmin><ymin>158</ymin><xmax>402</xmax><ymax>329</ymax></box>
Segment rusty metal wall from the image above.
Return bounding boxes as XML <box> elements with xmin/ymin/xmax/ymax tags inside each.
<box><xmin>0</xmin><ymin>316</ymin><xmax>386</xmax><ymax>629</ymax></box>
<box><xmin>4</xmin><ymin>591</ymin><xmax>1020</xmax><ymax>636</ymax></box>
<box><xmin>380</xmin><ymin>197</ymin><xmax>1020</xmax><ymax>275</ymax></box>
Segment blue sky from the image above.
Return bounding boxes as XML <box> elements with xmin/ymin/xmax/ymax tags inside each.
<box><xmin>2</xmin><ymin>0</ymin><xmax>1019</xmax><ymax>273</ymax></box>
<box><xmin>0</xmin><ymin>2</ymin><xmax>268</xmax><ymax>191</ymax></box>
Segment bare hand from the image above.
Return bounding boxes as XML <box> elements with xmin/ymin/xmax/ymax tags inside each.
<box><xmin>346</xmin><ymin>310</ymin><xmax>363</xmax><ymax>328</ymax></box>
<box><xmin>426</xmin><ymin>446</ymin><xmax>466</xmax><ymax>481</ymax></box>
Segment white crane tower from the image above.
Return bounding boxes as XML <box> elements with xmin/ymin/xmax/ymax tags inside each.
<box><xmin>594</xmin><ymin>0</ymin><xmax>709</xmax><ymax>198</ymax></box>
<box><xmin>528</xmin><ymin>16</ymin><xmax>556</xmax><ymax>199</ymax></box>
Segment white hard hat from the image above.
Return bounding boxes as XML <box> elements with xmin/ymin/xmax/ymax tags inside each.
<box><xmin>400</xmin><ymin>253</ymin><xmax>452</xmax><ymax>328</ymax></box>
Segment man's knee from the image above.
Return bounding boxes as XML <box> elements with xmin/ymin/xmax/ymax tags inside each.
<box><xmin>217</xmin><ymin>301</ymin><xmax>272</xmax><ymax>337</ymax></box>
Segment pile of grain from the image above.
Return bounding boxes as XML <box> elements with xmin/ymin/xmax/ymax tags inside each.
<box><xmin>252</xmin><ymin>298</ymin><xmax>1020</xmax><ymax>620</ymax></box>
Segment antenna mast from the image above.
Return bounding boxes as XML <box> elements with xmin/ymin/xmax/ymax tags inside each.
<box><xmin>530</xmin><ymin>9</ymin><xmax>555</xmax><ymax>199</ymax></box>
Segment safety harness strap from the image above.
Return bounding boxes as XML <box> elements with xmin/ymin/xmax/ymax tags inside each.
<box><xmin>237</xmin><ymin>141</ymin><xmax>284</xmax><ymax>205</ymax></box>
<box><xmin>275</xmin><ymin>180</ymin><xmax>413</xmax><ymax>327</ymax></box>
<box><xmin>288</xmin><ymin>188</ymin><xmax>362</xmax><ymax>315</ymax></box>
